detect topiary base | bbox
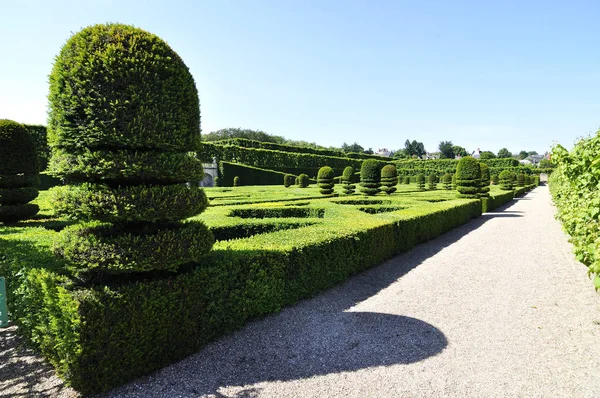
[0,203,39,223]
[0,186,39,205]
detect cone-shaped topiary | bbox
[380,164,398,194]
[48,24,213,277]
[360,160,380,195]
[499,170,514,191]
[427,174,437,190]
[298,173,309,188]
[479,162,490,197]
[284,174,294,188]
[416,173,425,191]
[455,156,481,198]
[342,166,355,194]
[442,173,452,190]
[0,119,40,223]
[317,166,335,195]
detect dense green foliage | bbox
[23,124,51,171]
[214,176,221,187]
[427,174,437,190]
[359,160,380,195]
[379,164,398,194]
[297,174,309,188]
[455,157,481,198]
[284,173,295,187]
[317,166,335,195]
[491,174,499,185]
[516,173,525,187]
[550,134,600,290]
[342,166,356,194]
[416,173,425,191]
[481,190,514,213]
[402,176,410,184]
[479,163,490,197]
[219,161,292,187]
[499,170,514,191]
[0,119,40,222]
[233,176,241,187]
[442,173,452,190]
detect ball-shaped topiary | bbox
[0,120,40,223]
[297,173,309,188]
[442,173,452,190]
[499,170,514,191]
[47,24,212,276]
[360,160,380,196]
[516,173,525,187]
[479,162,490,197]
[317,166,335,195]
[284,174,294,188]
[416,173,426,191]
[455,156,481,198]
[380,164,398,194]
[342,166,355,195]
[427,174,437,190]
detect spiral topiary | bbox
[284,174,294,188]
[455,156,481,198]
[359,160,380,196]
[427,174,437,190]
[342,166,355,195]
[379,164,398,194]
[479,162,490,197]
[0,120,40,223]
[516,173,525,187]
[499,170,514,191]
[48,23,213,277]
[416,173,425,191]
[442,173,452,190]
[317,166,335,195]
[298,173,309,188]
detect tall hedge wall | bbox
[219,161,293,186]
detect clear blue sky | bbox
[2,0,599,155]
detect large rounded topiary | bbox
[442,173,452,190]
[416,173,425,191]
[317,166,335,195]
[0,120,40,222]
[360,160,380,196]
[342,166,355,195]
[48,24,213,277]
[455,156,481,198]
[297,173,309,188]
[479,162,490,197]
[380,164,398,194]
[284,174,294,188]
[499,170,514,191]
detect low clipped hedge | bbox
[514,186,527,197]
[481,190,514,213]
[51,183,209,223]
[220,161,292,187]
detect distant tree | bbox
[497,148,512,158]
[364,147,374,155]
[204,127,284,143]
[518,150,529,160]
[342,142,365,153]
[404,139,426,158]
[528,151,538,156]
[392,149,409,159]
[438,141,455,159]
[452,145,469,157]
[539,159,554,168]
[479,151,496,159]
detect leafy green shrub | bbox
[516,173,525,187]
[402,176,410,184]
[442,173,452,190]
[23,124,50,172]
[491,174,499,185]
[0,119,40,222]
[416,173,425,191]
[499,170,514,191]
[427,174,437,190]
[342,166,356,194]
[233,176,241,186]
[479,162,490,198]
[359,159,380,196]
[47,23,213,275]
[455,156,481,198]
[317,166,335,195]
[284,173,295,187]
[297,173,309,188]
[379,164,398,194]
[214,176,221,187]
[220,162,292,186]
[451,173,457,189]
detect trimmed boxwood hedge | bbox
[380,164,398,194]
[499,170,514,191]
[416,173,425,191]
[360,160,380,196]
[342,166,356,194]
[0,187,39,205]
[284,174,294,187]
[297,174,309,188]
[442,173,452,190]
[479,163,490,198]
[220,161,293,187]
[427,174,437,190]
[516,173,525,187]
[481,190,514,213]
[317,166,335,195]
[456,157,481,198]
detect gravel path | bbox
[2,186,599,397]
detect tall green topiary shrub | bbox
[233,176,241,186]
[380,164,398,194]
[455,156,481,198]
[442,173,452,190]
[451,173,457,190]
[0,119,40,223]
[298,173,309,188]
[427,174,437,190]
[317,166,335,195]
[491,174,499,185]
[342,166,355,194]
[48,23,213,277]
[403,176,410,184]
[516,173,525,187]
[416,173,425,191]
[284,173,294,188]
[479,162,490,198]
[359,159,380,195]
[499,170,514,191]
[214,176,220,187]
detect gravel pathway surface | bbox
[2,186,599,397]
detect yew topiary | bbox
[284,174,294,188]
[499,170,514,191]
[416,173,425,191]
[380,164,398,194]
[491,174,499,185]
[479,162,490,197]
[442,173,452,190]
[427,174,437,190]
[456,156,481,198]
[48,24,213,276]
[342,166,355,194]
[360,160,380,195]
[0,119,40,222]
[298,173,309,188]
[403,176,410,184]
[516,173,525,187]
[233,176,241,187]
[317,166,335,195]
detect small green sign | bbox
[0,277,8,328]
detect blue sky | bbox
[1,0,599,155]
